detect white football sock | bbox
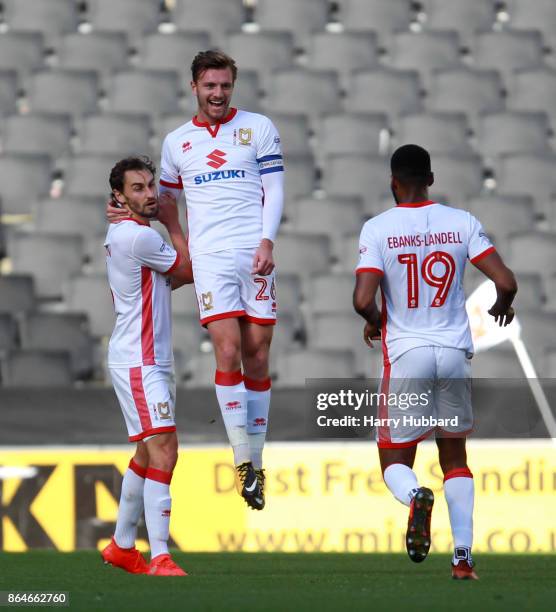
[383,463,420,507]
[144,468,172,560]
[245,377,271,470]
[443,468,474,560]
[215,370,250,465]
[114,459,145,549]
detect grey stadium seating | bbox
[0,313,18,353]
[0,154,52,214]
[510,273,545,311]
[33,197,107,240]
[507,230,556,279]
[509,0,556,49]
[273,232,332,279]
[76,113,152,158]
[0,275,36,316]
[60,154,122,200]
[86,0,161,41]
[394,112,472,155]
[0,71,19,117]
[227,70,262,114]
[423,0,498,46]
[508,68,556,128]
[63,274,115,338]
[516,310,556,376]
[427,154,484,206]
[281,154,316,204]
[106,70,181,116]
[274,274,303,329]
[26,70,99,116]
[470,345,523,378]
[306,273,355,315]
[267,114,312,157]
[318,112,387,156]
[275,349,356,387]
[1,113,72,158]
[1,349,73,387]
[0,32,46,76]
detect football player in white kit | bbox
[157,50,284,511]
[353,145,517,580]
[102,157,193,576]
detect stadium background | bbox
[0,0,555,555]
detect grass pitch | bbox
[0,552,554,612]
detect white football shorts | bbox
[192,247,277,327]
[110,364,177,442]
[376,346,472,448]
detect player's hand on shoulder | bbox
[488,305,515,327]
[363,321,381,348]
[106,198,127,223]
[252,238,275,276]
[157,192,179,228]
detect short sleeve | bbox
[468,214,495,264]
[159,134,183,190]
[355,223,384,276]
[132,228,179,274]
[256,117,284,176]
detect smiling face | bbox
[112,169,158,220]
[191,67,234,125]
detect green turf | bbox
[0,552,554,612]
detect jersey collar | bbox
[396,200,436,208]
[192,107,238,138]
[121,216,150,226]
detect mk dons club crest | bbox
[201,291,214,312]
[238,128,252,145]
[156,402,171,420]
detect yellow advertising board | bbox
[0,441,555,553]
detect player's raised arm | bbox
[472,250,517,326]
[159,134,184,202]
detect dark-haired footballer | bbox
[353,144,517,579]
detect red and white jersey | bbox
[105,219,180,368]
[159,108,283,258]
[356,201,495,366]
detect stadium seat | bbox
[227,32,295,91]
[511,273,545,310]
[20,312,94,378]
[254,0,329,49]
[61,154,122,199]
[307,273,355,315]
[172,313,204,367]
[477,112,550,159]
[171,285,201,318]
[274,273,303,329]
[319,113,387,156]
[497,153,556,219]
[63,274,115,337]
[26,69,99,116]
[0,275,36,315]
[184,350,217,387]
[274,232,332,278]
[337,231,361,272]
[0,32,45,75]
[0,313,18,353]
[33,197,106,239]
[509,0,556,49]
[1,349,73,387]
[3,0,79,46]
[281,154,316,204]
[172,0,245,48]
[77,113,152,157]
[428,154,484,206]
[472,30,544,90]
[545,346,556,378]
[267,313,297,356]
[57,32,130,78]
[423,0,497,46]
[264,69,341,118]
[228,70,262,114]
[516,310,556,374]
[507,230,556,279]
[274,349,356,387]
[1,113,72,158]
[138,31,211,83]
[86,0,161,40]
[508,68,556,128]
[323,154,391,215]
[470,345,523,378]
[0,154,52,214]
[9,231,84,299]
[269,114,312,157]
[308,312,384,378]
[426,68,504,129]
[346,68,422,119]
[106,70,181,116]
[394,112,471,154]
[338,0,413,50]
[544,275,556,311]
[387,31,462,89]
[307,32,379,90]
[0,71,18,117]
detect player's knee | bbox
[214,340,241,369]
[243,345,269,377]
[148,435,178,472]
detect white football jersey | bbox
[356,201,495,366]
[159,108,283,258]
[105,219,179,368]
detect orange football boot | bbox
[147,554,188,576]
[101,537,148,574]
[452,560,479,580]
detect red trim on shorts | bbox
[129,458,147,479]
[159,177,183,189]
[397,200,436,208]
[444,467,474,482]
[192,107,237,138]
[377,362,392,445]
[470,246,496,264]
[244,376,271,391]
[356,267,384,276]
[164,253,180,276]
[128,425,176,442]
[146,466,173,485]
[140,268,155,366]
[243,314,276,326]
[129,367,153,432]
[200,309,246,327]
[215,369,243,386]
[377,429,434,449]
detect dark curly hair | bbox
[191,49,237,83]
[109,156,156,194]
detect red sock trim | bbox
[444,467,473,482]
[129,458,147,479]
[146,467,173,485]
[215,369,243,386]
[244,376,271,391]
